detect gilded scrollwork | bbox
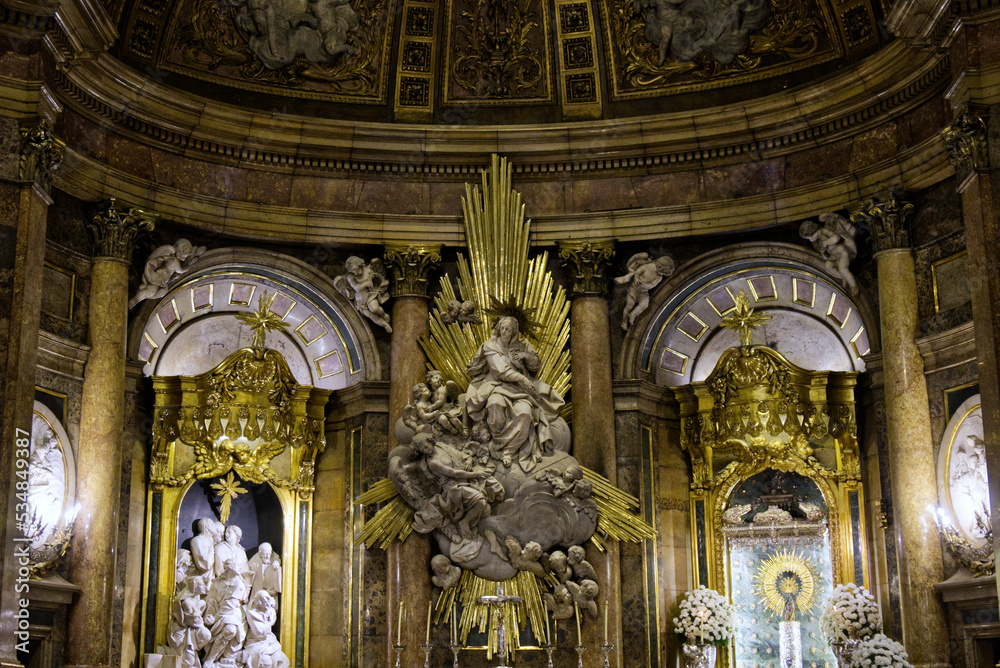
[150,292,330,495]
[450,0,546,99]
[19,120,64,193]
[604,0,831,94]
[558,240,615,297]
[851,190,914,254]
[88,198,156,262]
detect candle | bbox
[426,601,432,645]
[397,601,403,645]
[604,602,609,644]
[575,603,582,645]
[545,611,551,646]
[554,619,558,649]
[452,602,457,646]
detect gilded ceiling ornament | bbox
[754,549,817,620]
[453,0,544,97]
[18,120,64,194]
[719,290,771,347]
[942,109,989,183]
[850,190,914,254]
[87,197,157,262]
[211,471,248,523]
[383,244,442,297]
[558,240,615,297]
[609,0,827,90]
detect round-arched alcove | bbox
[622,243,878,384]
[128,248,382,387]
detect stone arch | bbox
[127,248,381,388]
[620,242,880,384]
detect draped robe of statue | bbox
[465,317,568,472]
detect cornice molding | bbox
[52,132,952,245]
[44,42,950,178]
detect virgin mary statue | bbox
[464,316,570,472]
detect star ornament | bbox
[211,471,248,524]
[720,290,772,347]
[235,290,290,349]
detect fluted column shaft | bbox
[67,200,153,668]
[384,245,440,666]
[860,193,949,667]
[559,241,622,667]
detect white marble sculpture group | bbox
[165,519,286,668]
[389,315,602,613]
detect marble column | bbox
[852,195,949,668]
[0,117,62,668]
[66,200,154,668]
[943,108,1000,595]
[558,241,622,667]
[383,244,441,666]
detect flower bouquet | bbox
[673,586,735,668]
[819,583,883,666]
[852,634,913,668]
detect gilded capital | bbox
[19,120,64,193]
[942,110,989,185]
[383,244,442,296]
[851,191,914,254]
[88,198,156,261]
[558,240,615,297]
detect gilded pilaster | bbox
[851,196,949,667]
[382,244,441,667]
[0,115,61,668]
[67,200,155,668]
[558,239,622,667]
[944,107,1000,595]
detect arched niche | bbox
[28,402,77,545]
[176,478,284,562]
[621,243,879,383]
[128,249,381,387]
[937,395,988,546]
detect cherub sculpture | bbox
[334,256,392,333]
[504,536,548,579]
[543,584,575,620]
[546,550,573,583]
[799,213,859,295]
[566,579,599,619]
[615,252,676,331]
[536,466,583,498]
[567,546,598,582]
[441,299,483,325]
[431,554,462,589]
[129,239,206,309]
[402,383,441,433]
[426,370,465,436]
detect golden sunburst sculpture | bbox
[754,548,817,620]
[235,290,291,349]
[720,290,772,347]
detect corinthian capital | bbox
[558,240,615,297]
[942,110,989,185]
[19,120,64,193]
[88,198,156,261]
[851,191,914,254]
[383,244,442,297]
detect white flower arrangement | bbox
[673,586,736,646]
[852,633,913,668]
[819,583,883,643]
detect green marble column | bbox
[66,200,154,668]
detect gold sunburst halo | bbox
[234,290,291,349]
[720,290,772,347]
[211,471,248,524]
[753,548,817,617]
